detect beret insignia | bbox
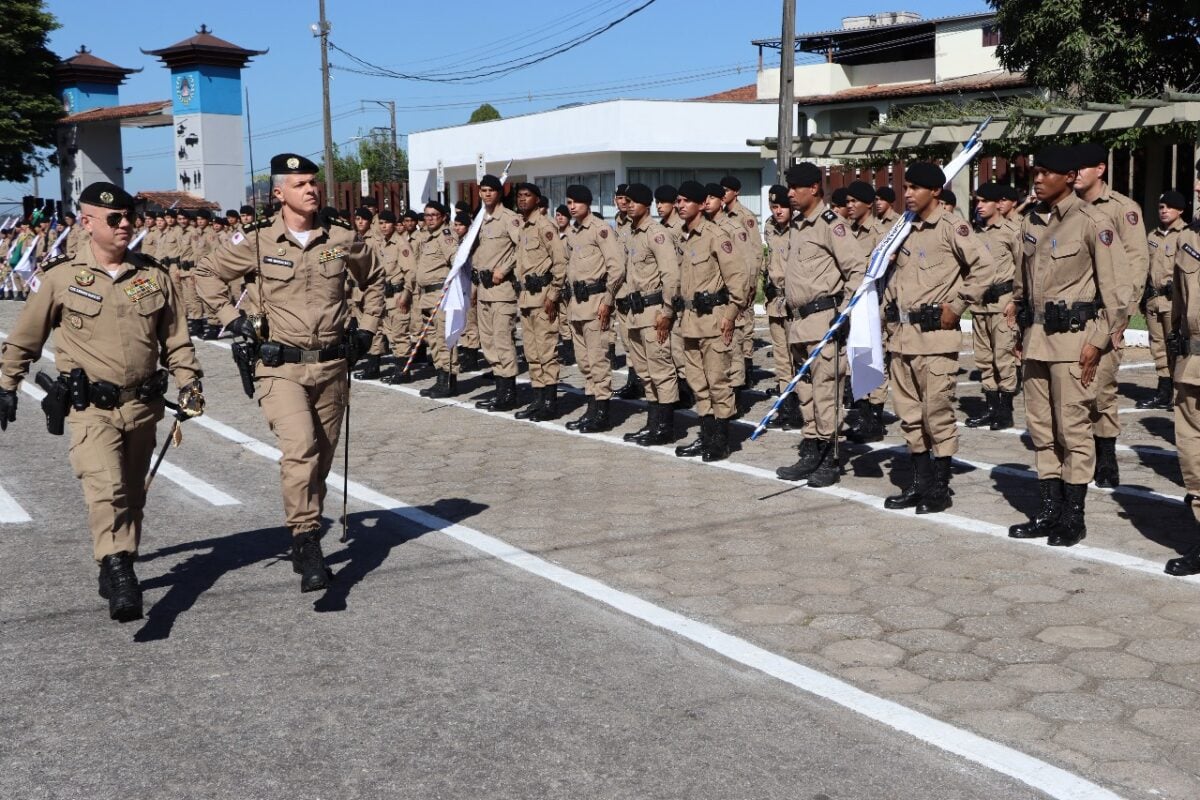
[833,223,846,238]
[721,241,733,254]
[1126,210,1139,225]
[286,157,300,169]
[402,249,410,257]
[512,218,520,227]
[957,224,970,237]
[1099,229,1114,246]
[100,191,114,204]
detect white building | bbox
[407,99,778,221]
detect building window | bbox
[982,24,1001,48]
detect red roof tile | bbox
[795,71,1029,106]
[60,100,171,124]
[693,83,759,102]
[135,191,221,211]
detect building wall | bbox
[57,120,124,212]
[934,20,1001,82]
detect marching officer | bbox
[399,202,460,397]
[471,174,523,412]
[774,163,866,486]
[1006,145,1122,547]
[762,184,801,430]
[512,182,567,421]
[1138,190,1188,409]
[672,180,750,461]
[0,182,204,621]
[882,162,993,513]
[195,154,382,593]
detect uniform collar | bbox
[632,214,653,234]
[913,206,943,230]
[850,213,876,232]
[1049,192,1082,221]
[80,240,137,281]
[682,216,710,238]
[1162,218,1188,234]
[796,203,825,227]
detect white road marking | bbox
[188,407,1122,800]
[0,481,32,523]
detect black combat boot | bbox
[1009,478,1064,539]
[98,552,143,622]
[675,416,710,458]
[884,451,931,509]
[1166,540,1200,576]
[782,392,804,430]
[1048,483,1088,547]
[636,403,676,446]
[990,391,1015,430]
[1137,376,1173,409]
[187,319,203,337]
[566,398,596,430]
[843,377,854,410]
[743,357,756,388]
[384,364,414,384]
[202,323,221,340]
[353,354,382,380]
[845,399,885,443]
[458,346,479,372]
[531,386,560,421]
[623,407,653,442]
[514,384,547,419]
[475,376,501,409]
[806,439,841,487]
[777,438,822,481]
[578,399,612,433]
[558,340,575,366]
[916,456,953,514]
[615,367,644,400]
[966,390,998,428]
[419,370,443,397]
[1093,436,1120,488]
[291,530,331,593]
[425,370,458,399]
[702,416,731,462]
[489,376,519,412]
[676,380,695,409]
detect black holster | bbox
[35,370,67,436]
[232,341,259,397]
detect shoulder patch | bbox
[545,230,553,242]
[821,209,838,224]
[738,231,748,241]
[599,227,609,239]
[832,223,846,238]
[40,253,71,272]
[654,233,665,245]
[721,240,733,254]
[745,217,756,229]
[1099,229,1114,246]
[512,218,520,227]
[957,224,970,237]
[1125,210,1140,226]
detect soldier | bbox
[239,204,255,230]
[965,182,1022,430]
[191,209,227,340]
[830,187,850,219]
[0,182,204,621]
[554,204,570,235]
[940,189,961,218]
[617,183,680,445]
[874,186,898,226]
[774,163,865,486]
[553,203,575,366]
[225,209,240,231]
[512,182,567,421]
[612,184,643,401]
[61,211,87,257]
[1137,190,1188,409]
[398,201,460,398]
[722,176,763,394]
[178,211,205,335]
[562,184,625,433]
[672,180,750,461]
[195,153,382,593]
[354,209,403,380]
[997,185,1021,221]
[1075,141,1149,488]
[155,208,186,331]
[395,209,429,376]
[761,184,801,430]
[656,184,682,241]
[142,211,162,257]
[704,183,756,398]
[469,175,522,411]
[881,162,993,513]
[842,180,891,443]
[1005,145,1122,547]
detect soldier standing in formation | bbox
[398,201,460,398]
[355,209,404,381]
[512,182,567,422]
[842,180,890,443]
[762,184,801,430]
[471,174,523,412]
[1137,190,1188,409]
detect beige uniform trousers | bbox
[257,369,347,535]
[768,315,792,393]
[671,327,689,384]
[417,302,458,373]
[626,325,679,404]
[1146,307,1174,378]
[369,298,409,358]
[617,312,645,380]
[1023,359,1097,483]
[1089,344,1122,438]
[727,308,755,385]
[891,352,959,457]
[461,299,480,350]
[177,268,202,320]
[790,340,844,440]
[68,401,163,561]
[478,300,518,378]
[571,317,612,400]
[1175,384,1200,523]
[520,306,560,387]
[684,336,734,419]
[973,311,1018,392]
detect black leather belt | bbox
[520,272,554,293]
[420,282,443,293]
[278,343,349,364]
[786,293,841,321]
[615,290,665,314]
[384,282,404,297]
[564,278,607,303]
[1031,301,1099,333]
[1154,282,1174,298]
[981,279,1014,304]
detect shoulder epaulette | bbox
[821,209,838,224]
[243,217,273,233]
[132,251,166,271]
[326,215,351,230]
[442,227,453,237]
[40,253,71,272]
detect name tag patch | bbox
[68,285,102,302]
[123,276,162,302]
[263,256,294,268]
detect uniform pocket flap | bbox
[63,290,102,316]
[133,293,166,316]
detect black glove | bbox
[350,329,374,363]
[0,389,16,431]
[228,313,259,342]
[833,314,850,345]
[1167,332,1182,361]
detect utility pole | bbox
[777,0,796,184]
[316,0,335,206]
[365,99,398,178]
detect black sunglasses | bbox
[89,210,136,227]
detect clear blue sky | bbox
[2,0,989,212]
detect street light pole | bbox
[777,0,796,183]
[317,0,335,206]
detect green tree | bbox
[0,0,62,182]
[317,136,408,187]
[989,1,1200,103]
[468,103,501,124]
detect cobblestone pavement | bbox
[3,298,1198,799]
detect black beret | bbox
[269,152,319,174]
[538,196,550,209]
[378,210,397,223]
[625,182,653,206]
[425,200,449,215]
[904,162,946,190]
[404,209,422,222]
[63,210,77,220]
[566,184,592,204]
[940,189,957,206]
[455,201,471,212]
[479,174,503,192]
[196,208,212,221]
[454,211,471,226]
[719,175,741,192]
[555,204,569,217]
[768,184,789,206]
[514,181,541,197]
[1035,145,1080,174]
[615,183,629,196]
[162,208,178,218]
[654,184,678,203]
[677,180,707,203]
[360,195,376,206]
[1075,142,1108,167]
[79,182,134,210]
[875,186,896,202]
[225,209,239,218]
[785,162,822,187]
[181,210,197,220]
[1000,185,1022,202]
[211,216,225,225]
[239,205,255,215]
[704,182,726,199]
[1161,190,1187,211]
[354,207,373,221]
[975,182,1003,202]
[830,187,849,206]
[845,180,876,204]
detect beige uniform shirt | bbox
[156,225,183,265]
[1012,193,1124,362]
[374,233,405,285]
[886,208,993,355]
[849,214,882,255]
[565,213,625,323]
[1172,229,1200,385]
[407,224,459,307]
[785,205,866,343]
[623,216,680,328]
[64,225,89,257]
[472,205,521,303]
[140,228,159,258]
[764,222,790,318]
[516,212,567,308]
[660,214,684,245]
[394,230,418,291]
[676,217,749,339]
[1087,185,1149,318]
[0,247,200,392]
[194,215,383,377]
[971,217,1021,314]
[1147,219,1187,314]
